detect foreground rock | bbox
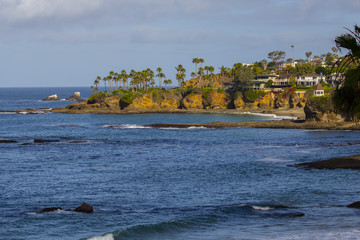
[297,155,360,169]
[37,203,93,214]
[42,94,60,101]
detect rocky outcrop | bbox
[181,94,203,109]
[42,94,60,101]
[74,202,93,213]
[37,203,93,214]
[205,91,230,109]
[52,89,308,114]
[304,96,344,122]
[66,92,82,101]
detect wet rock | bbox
[37,207,62,213]
[296,155,360,169]
[34,139,60,143]
[0,140,17,143]
[42,94,60,101]
[74,202,93,213]
[347,201,360,208]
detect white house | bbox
[314,83,324,96]
[296,73,322,86]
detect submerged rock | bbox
[74,202,93,213]
[34,139,60,143]
[0,140,17,143]
[37,203,93,214]
[296,155,360,169]
[42,94,60,101]
[347,201,360,208]
[37,207,62,213]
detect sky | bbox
[0,0,359,87]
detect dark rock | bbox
[347,201,360,208]
[37,207,62,213]
[42,94,60,101]
[0,140,17,143]
[74,202,93,213]
[296,155,360,169]
[34,139,60,143]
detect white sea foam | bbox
[252,205,273,211]
[87,233,114,240]
[103,124,151,129]
[0,112,16,114]
[257,157,293,163]
[235,111,297,120]
[187,126,208,129]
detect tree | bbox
[94,76,101,93]
[192,58,199,75]
[305,52,312,62]
[295,62,316,75]
[291,45,295,59]
[175,64,186,87]
[268,51,286,67]
[332,25,360,120]
[156,67,165,89]
[121,70,129,89]
[229,64,254,91]
[197,67,204,87]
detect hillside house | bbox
[250,74,277,90]
[297,73,322,86]
[314,83,324,96]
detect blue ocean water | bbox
[1,87,360,240]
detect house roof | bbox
[314,82,324,91]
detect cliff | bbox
[52,88,306,115]
[304,95,345,122]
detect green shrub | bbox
[87,92,109,104]
[244,89,258,102]
[309,95,334,113]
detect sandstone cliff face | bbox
[181,94,203,109]
[304,96,344,122]
[127,94,161,110]
[56,89,307,114]
[206,91,229,109]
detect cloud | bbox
[0,0,103,22]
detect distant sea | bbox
[1,87,360,240]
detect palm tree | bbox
[332,25,360,120]
[192,58,199,74]
[199,58,204,68]
[208,66,215,86]
[291,45,295,59]
[156,67,165,89]
[198,67,204,88]
[305,52,312,62]
[175,64,186,87]
[102,77,107,92]
[94,76,101,93]
[121,70,129,89]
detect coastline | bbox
[50,106,305,118]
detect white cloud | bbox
[0,0,103,22]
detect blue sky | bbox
[0,0,359,87]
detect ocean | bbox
[1,87,360,240]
